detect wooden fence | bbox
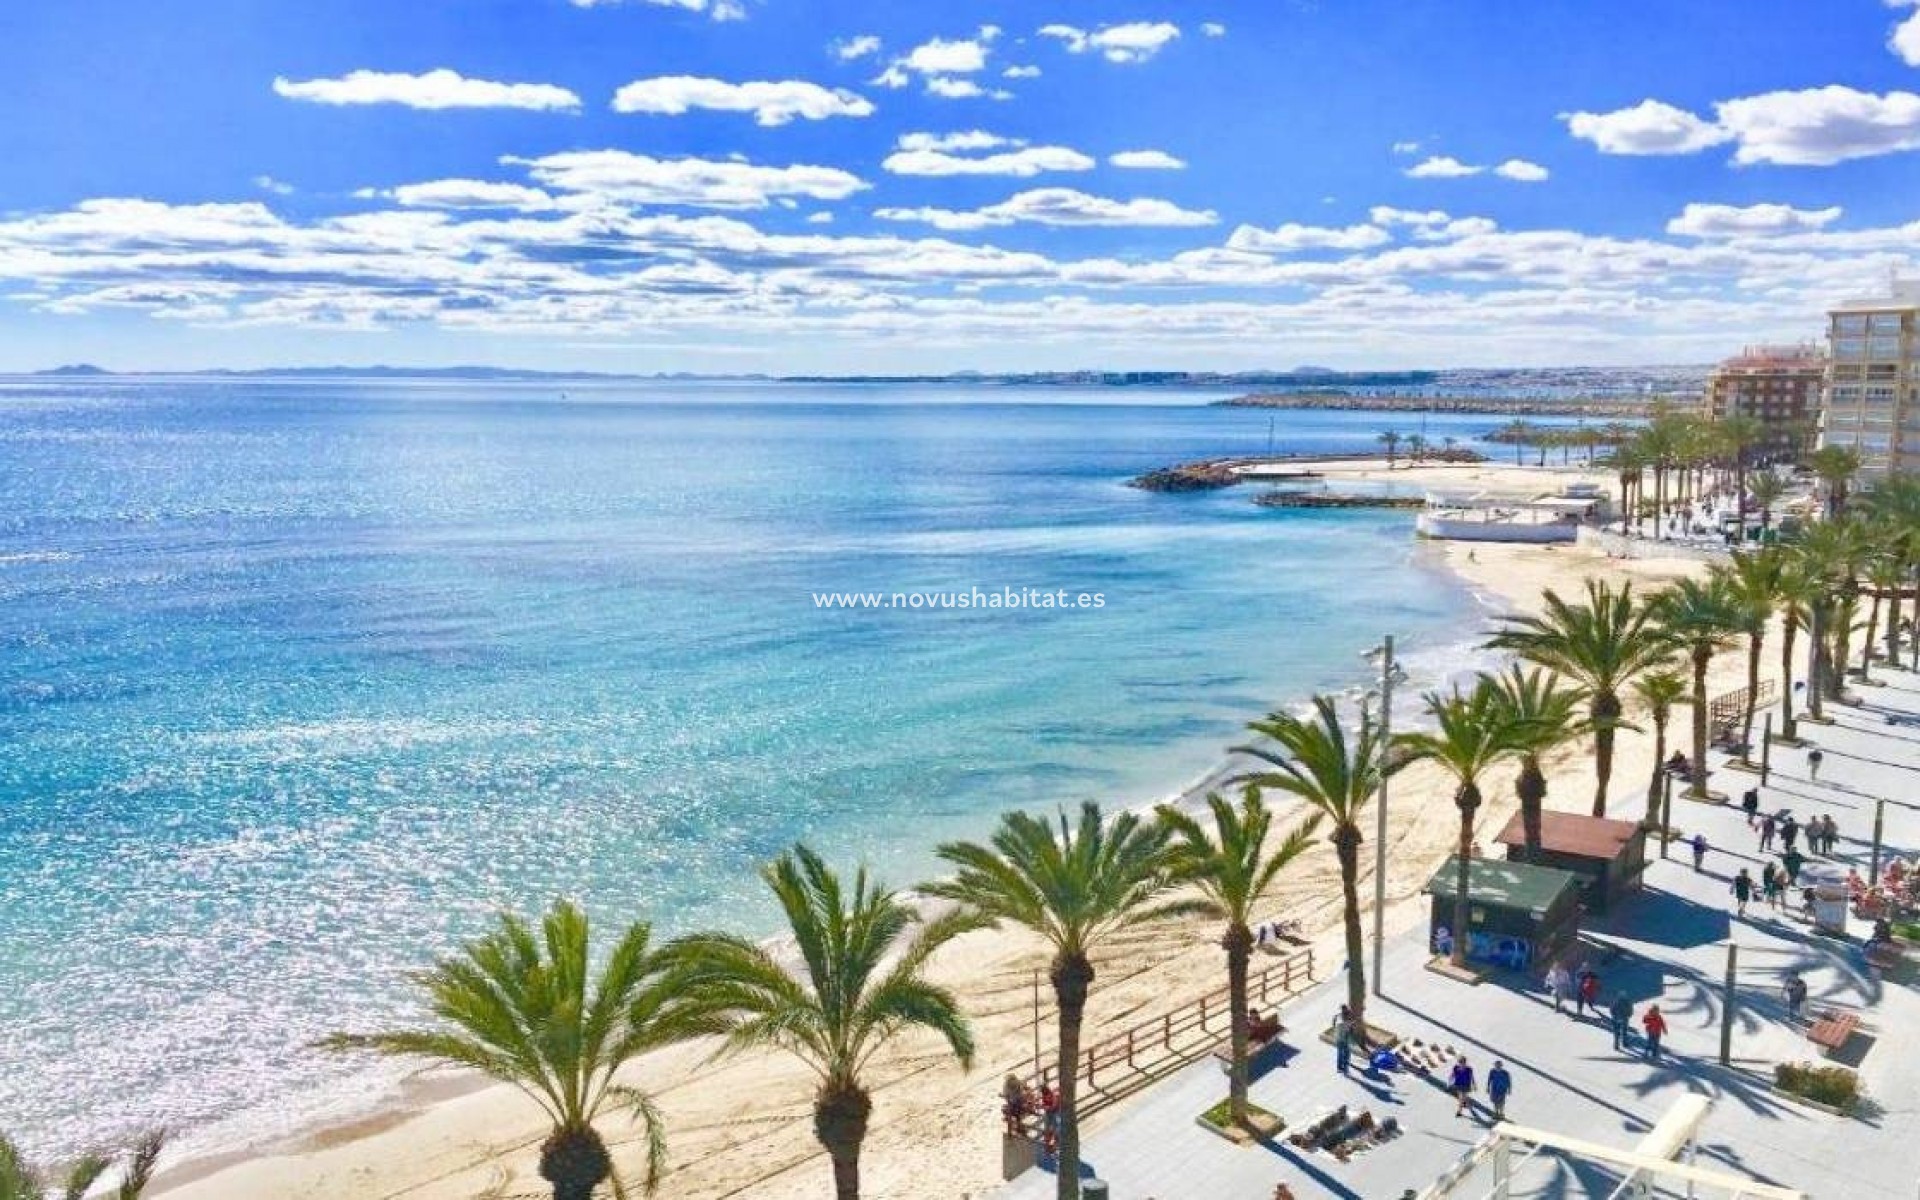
[1021,946,1315,1123]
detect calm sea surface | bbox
[0,380,1551,1158]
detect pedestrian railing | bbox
[1022,946,1315,1123]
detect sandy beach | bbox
[154,463,1739,1200]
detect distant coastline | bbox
[1215,392,1666,417]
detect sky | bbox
[2,0,1920,373]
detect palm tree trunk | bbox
[1644,715,1668,827]
[1335,827,1366,1027]
[1591,691,1620,817]
[1689,648,1710,801]
[1450,784,1480,968]
[1051,953,1095,1200]
[1224,924,1252,1123]
[1807,606,1827,720]
[539,1124,612,1200]
[1517,757,1546,863]
[814,1083,872,1200]
[1781,618,1799,738]
[1886,585,1903,665]
[1833,597,1855,693]
[1740,633,1762,763]
[1861,594,1881,678]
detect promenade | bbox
[998,662,1920,1200]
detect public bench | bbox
[1807,1010,1860,1055]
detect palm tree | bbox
[1806,445,1862,520]
[1652,577,1745,802]
[1748,470,1788,538]
[1631,671,1689,828]
[1486,580,1674,817]
[1774,556,1818,740]
[1717,549,1784,762]
[1717,415,1767,540]
[925,803,1183,1200]
[1396,677,1523,968]
[1857,474,1920,661]
[324,900,710,1200]
[0,1131,164,1200]
[1486,665,1589,863]
[1794,519,1869,710]
[1377,430,1402,469]
[668,847,978,1200]
[1156,789,1318,1125]
[1233,695,1385,1031]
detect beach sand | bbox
[156,479,1748,1200]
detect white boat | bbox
[1416,491,1601,543]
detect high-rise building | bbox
[1705,344,1822,464]
[1823,282,1920,477]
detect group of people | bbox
[1444,1055,1514,1120]
[1542,958,1670,1059]
[1731,860,1813,919]
[999,1074,1060,1149]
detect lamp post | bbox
[1365,637,1407,998]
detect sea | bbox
[0,379,1568,1163]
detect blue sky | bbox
[2,0,1919,372]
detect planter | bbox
[1195,1099,1285,1144]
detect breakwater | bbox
[1216,393,1665,418]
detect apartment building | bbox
[1705,344,1822,464]
[1823,283,1920,477]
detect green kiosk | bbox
[1425,856,1583,972]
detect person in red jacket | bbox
[1641,1004,1669,1060]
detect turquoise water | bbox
[0,381,1526,1158]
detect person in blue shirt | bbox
[1449,1056,1475,1117]
[1487,1060,1512,1119]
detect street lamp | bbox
[1363,637,1408,997]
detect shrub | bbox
[1774,1061,1860,1113]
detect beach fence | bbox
[1022,946,1315,1123]
[1709,680,1775,752]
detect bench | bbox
[1806,1011,1859,1055]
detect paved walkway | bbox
[998,661,1920,1200]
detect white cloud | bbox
[1715,85,1920,166]
[877,187,1217,229]
[1201,22,1227,37]
[1391,141,1421,155]
[506,150,868,207]
[884,142,1095,177]
[569,0,746,21]
[1563,98,1731,155]
[253,176,295,196]
[1003,64,1042,79]
[925,77,989,99]
[1891,1,1920,65]
[1367,207,1498,241]
[832,35,881,62]
[805,211,835,224]
[381,179,561,212]
[1666,202,1844,238]
[1038,22,1181,64]
[272,69,581,112]
[870,65,910,90]
[1405,155,1483,178]
[1493,158,1550,182]
[902,37,989,74]
[1109,149,1187,169]
[1226,222,1392,253]
[610,77,874,125]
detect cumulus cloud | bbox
[901,36,989,74]
[1891,1,1920,65]
[272,69,581,111]
[831,35,881,62]
[1226,222,1392,253]
[1666,202,1844,237]
[876,188,1217,229]
[1367,207,1498,241]
[897,131,1018,152]
[1562,98,1731,155]
[505,150,868,207]
[1038,22,1181,64]
[1715,85,1920,165]
[1493,158,1550,182]
[1003,64,1042,79]
[610,77,874,125]
[570,0,746,20]
[926,77,1010,100]
[378,179,561,212]
[1405,155,1483,178]
[1109,149,1187,169]
[805,211,835,224]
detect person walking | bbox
[1691,832,1709,874]
[1782,846,1806,886]
[1780,816,1799,855]
[1487,1060,1513,1121]
[1577,967,1601,1017]
[1332,1009,1352,1075]
[1449,1056,1476,1117]
[1759,812,1776,853]
[1741,787,1760,827]
[1807,748,1825,782]
[1823,815,1840,855]
[1545,961,1572,1014]
[1641,1004,1669,1061]
[1763,861,1785,912]
[1608,992,1633,1051]
[1732,868,1754,918]
[1783,970,1808,1020]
